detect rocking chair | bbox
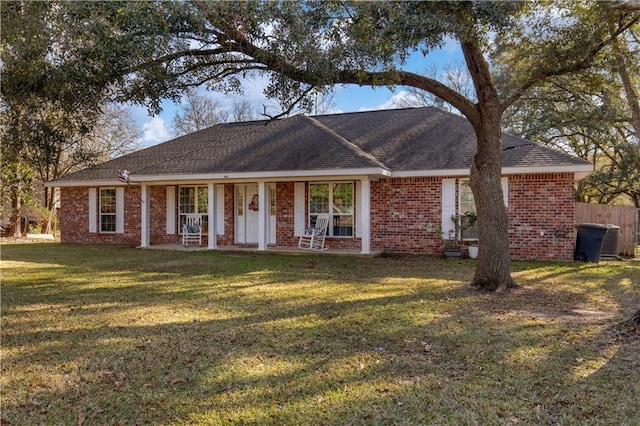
[182,214,202,246]
[298,213,329,251]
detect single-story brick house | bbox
[47,107,592,260]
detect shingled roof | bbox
[51,106,591,185]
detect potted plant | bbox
[462,211,479,259]
[443,211,477,259]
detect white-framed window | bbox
[179,186,208,234]
[459,179,478,240]
[450,177,508,241]
[309,182,354,237]
[99,188,117,233]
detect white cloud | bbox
[377,91,418,109]
[140,116,170,146]
[356,90,419,112]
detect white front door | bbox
[236,184,258,243]
[235,183,276,244]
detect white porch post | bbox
[360,177,371,254]
[140,184,150,248]
[208,183,217,249]
[257,181,268,250]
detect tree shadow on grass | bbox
[2,244,639,424]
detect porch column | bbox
[360,177,371,254]
[207,183,217,249]
[140,184,150,248]
[257,181,268,250]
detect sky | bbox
[131,40,464,147]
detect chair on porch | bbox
[182,214,202,246]
[298,213,330,251]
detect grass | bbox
[1,243,639,425]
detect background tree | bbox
[1,2,141,235]
[502,25,640,207]
[231,99,258,122]
[391,62,475,112]
[172,91,230,136]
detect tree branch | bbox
[503,14,640,110]
[260,85,316,122]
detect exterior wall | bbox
[58,173,576,260]
[370,177,443,253]
[149,186,181,245]
[507,173,576,260]
[60,186,141,245]
[275,182,296,247]
[369,174,576,260]
[217,183,236,246]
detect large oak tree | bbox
[4,1,638,290]
[120,1,639,290]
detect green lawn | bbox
[2,243,639,425]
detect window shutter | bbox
[88,188,97,233]
[294,182,305,236]
[355,180,362,238]
[501,177,509,207]
[115,187,124,233]
[216,184,224,235]
[441,179,456,239]
[166,186,176,234]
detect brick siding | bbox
[59,174,576,260]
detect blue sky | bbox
[131,40,464,147]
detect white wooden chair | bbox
[298,213,330,251]
[182,214,202,246]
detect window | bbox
[179,186,208,233]
[459,180,478,240]
[458,179,478,240]
[99,188,116,232]
[309,182,354,237]
[270,185,276,216]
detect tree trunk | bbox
[469,110,515,291]
[11,183,23,238]
[460,37,516,292]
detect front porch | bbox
[139,179,374,255]
[140,243,382,257]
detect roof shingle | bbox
[53,106,590,183]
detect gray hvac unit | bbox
[600,224,621,260]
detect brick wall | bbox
[59,174,576,260]
[507,173,576,260]
[60,186,141,245]
[370,177,443,253]
[369,174,576,260]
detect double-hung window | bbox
[99,188,117,232]
[179,186,208,234]
[459,179,478,240]
[309,182,354,237]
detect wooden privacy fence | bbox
[575,202,638,257]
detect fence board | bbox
[575,203,638,257]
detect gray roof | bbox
[53,106,591,184]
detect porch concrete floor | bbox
[140,244,381,257]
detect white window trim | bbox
[99,187,117,233]
[294,182,306,236]
[455,177,509,241]
[88,188,97,233]
[458,179,478,241]
[166,186,176,234]
[178,185,209,235]
[216,184,224,235]
[308,181,355,238]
